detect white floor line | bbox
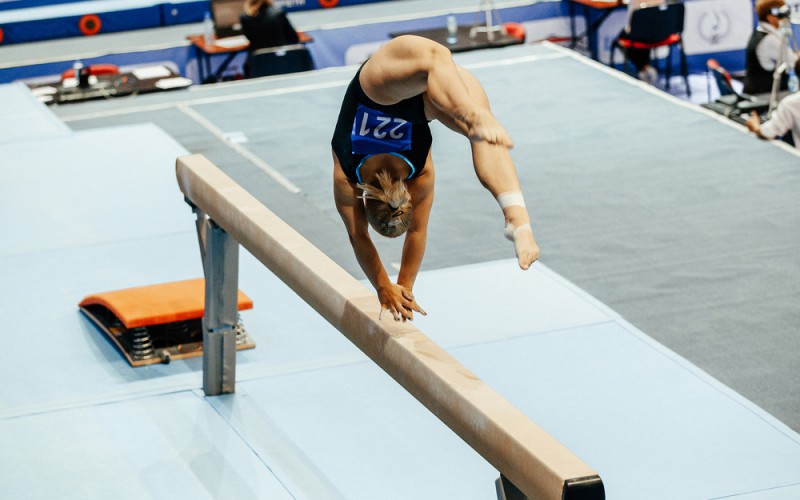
[462,51,568,70]
[59,49,568,123]
[305,0,541,31]
[545,41,800,158]
[178,104,302,194]
[58,78,352,122]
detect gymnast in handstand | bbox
[331,35,539,322]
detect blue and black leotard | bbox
[331,66,432,184]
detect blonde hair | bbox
[357,170,413,238]
[244,0,272,17]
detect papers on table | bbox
[214,35,248,49]
[132,65,172,80]
[155,77,193,90]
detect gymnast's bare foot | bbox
[509,226,539,270]
[503,207,539,269]
[465,108,514,148]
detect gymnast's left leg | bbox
[455,67,540,269]
[471,141,540,269]
[417,58,540,269]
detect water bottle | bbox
[73,60,90,87]
[446,14,458,45]
[72,61,83,79]
[789,68,799,93]
[202,12,214,46]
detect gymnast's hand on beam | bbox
[379,284,426,322]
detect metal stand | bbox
[470,0,505,41]
[768,18,797,116]
[496,473,607,499]
[190,200,240,396]
[495,475,527,500]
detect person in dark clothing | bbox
[331,36,539,322]
[240,0,299,76]
[743,0,799,95]
[618,0,665,85]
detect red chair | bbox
[706,58,734,97]
[61,63,119,80]
[610,2,690,96]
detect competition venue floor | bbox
[2,41,800,499]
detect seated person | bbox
[619,0,665,84]
[743,0,800,95]
[746,92,800,147]
[241,0,299,75]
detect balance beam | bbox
[176,153,604,500]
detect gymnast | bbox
[331,35,539,322]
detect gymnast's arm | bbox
[395,165,434,314]
[359,35,513,147]
[333,153,421,321]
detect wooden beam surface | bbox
[176,153,603,500]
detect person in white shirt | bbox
[743,0,800,94]
[745,92,800,147]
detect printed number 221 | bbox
[359,113,408,139]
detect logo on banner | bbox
[681,0,753,55]
[351,105,412,155]
[698,10,731,45]
[319,0,339,7]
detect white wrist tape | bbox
[496,192,526,209]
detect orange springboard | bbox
[79,278,253,329]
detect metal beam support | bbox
[495,474,527,500]
[177,154,605,499]
[191,203,240,395]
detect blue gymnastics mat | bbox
[0,83,799,499]
[0,82,71,144]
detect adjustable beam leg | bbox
[191,203,240,396]
[495,475,526,500]
[495,474,605,500]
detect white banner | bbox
[596,9,627,65]
[682,0,753,55]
